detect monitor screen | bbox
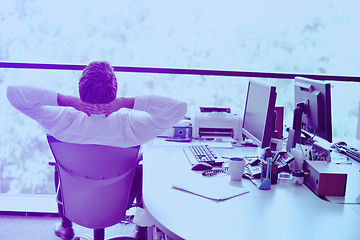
[242,80,277,148]
[294,77,332,142]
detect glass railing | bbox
[0,61,359,196]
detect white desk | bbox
[142,140,360,240]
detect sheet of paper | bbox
[153,137,194,146]
[206,141,233,148]
[172,182,249,201]
[153,137,233,148]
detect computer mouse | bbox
[336,141,348,146]
[191,163,212,171]
[331,141,347,148]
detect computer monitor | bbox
[357,102,360,141]
[242,80,277,148]
[286,77,332,150]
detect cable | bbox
[202,169,228,177]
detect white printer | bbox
[191,106,242,140]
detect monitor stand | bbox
[286,105,303,151]
[286,102,315,151]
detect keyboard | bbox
[183,145,223,166]
[331,142,360,163]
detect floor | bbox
[0,214,136,240]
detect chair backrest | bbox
[47,135,140,229]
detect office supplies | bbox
[331,141,360,163]
[194,137,215,141]
[242,80,277,148]
[332,157,352,165]
[277,172,293,186]
[249,158,261,166]
[183,145,223,166]
[172,184,249,201]
[270,163,279,184]
[205,141,233,148]
[243,171,259,186]
[311,143,331,162]
[165,136,192,142]
[258,158,271,190]
[272,151,280,163]
[303,160,347,196]
[246,164,262,179]
[287,77,332,151]
[276,152,294,168]
[191,106,241,140]
[292,170,305,185]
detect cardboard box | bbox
[303,160,347,196]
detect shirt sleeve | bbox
[120,95,188,146]
[7,85,59,111]
[6,85,72,132]
[133,95,187,126]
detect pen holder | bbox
[270,163,279,184]
[261,162,279,184]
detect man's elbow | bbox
[178,102,188,119]
[171,102,187,124]
[6,85,18,107]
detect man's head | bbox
[79,61,118,104]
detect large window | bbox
[0,0,359,195]
[1,0,359,75]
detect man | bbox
[7,61,187,239]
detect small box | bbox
[303,160,347,196]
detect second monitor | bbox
[286,77,332,151]
[242,80,277,148]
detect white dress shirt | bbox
[7,85,187,147]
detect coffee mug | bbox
[222,157,246,181]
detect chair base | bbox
[107,238,135,240]
[93,228,136,240]
[134,226,147,240]
[72,228,135,240]
[73,235,135,240]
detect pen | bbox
[272,152,280,163]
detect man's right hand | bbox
[91,97,135,117]
[57,94,135,117]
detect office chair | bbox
[47,135,140,240]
